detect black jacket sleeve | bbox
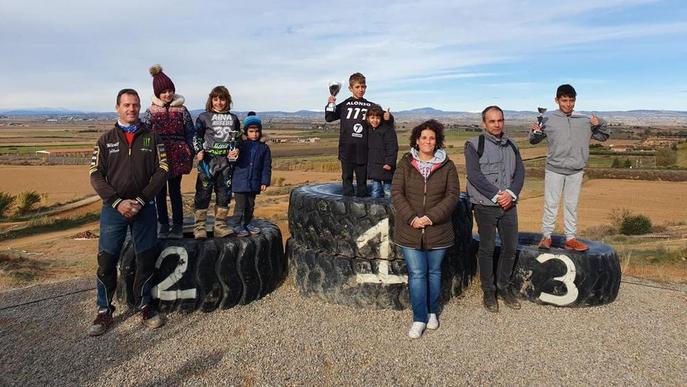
[384,124,399,168]
[324,101,341,122]
[510,148,525,198]
[89,138,120,208]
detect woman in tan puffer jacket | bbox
[391,119,459,339]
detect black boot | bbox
[483,291,498,313]
[498,288,521,310]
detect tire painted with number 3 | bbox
[481,232,621,307]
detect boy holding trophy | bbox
[530,84,610,252]
[325,72,391,197]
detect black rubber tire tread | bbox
[287,238,471,310]
[288,183,399,259]
[483,232,621,307]
[115,219,286,313]
[194,240,222,312]
[289,184,476,264]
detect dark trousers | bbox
[96,203,158,311]
[234,192,257,228]
[155,175,183,226]
[474,204,518,292]
[341,161,368,197]
[194,166,233,210]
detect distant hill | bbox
[2,108,686,126]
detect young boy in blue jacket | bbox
[232,112,272,237]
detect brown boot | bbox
[193,209,207,240]
[214,207,233,238]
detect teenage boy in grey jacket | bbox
[465,106,525,312]
[530,84,609,252]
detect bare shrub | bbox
[608,208,632,230]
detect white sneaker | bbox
[427,313,439,330]
[408,322,426,339]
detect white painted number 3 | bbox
[535,253,579,306]
[151,246,198,301]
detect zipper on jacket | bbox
[421,178,427,246]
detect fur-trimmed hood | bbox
[152,94,185,107]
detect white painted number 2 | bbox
[151,246,197,301]
[345,107,368,120]
[535,253,578,306]
[355,218,407,284]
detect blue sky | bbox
[1,0,685,112]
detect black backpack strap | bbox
[507,139,519,156]
[477,134,485,158]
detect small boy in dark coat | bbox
[232,112,272,237]
[366,105,398,198]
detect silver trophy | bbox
[326,81,342,112]
[535,107,547,133]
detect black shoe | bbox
[88,306,115,336]
[483,291,498,313]
[140,305,165,329]
[498,289,522,310]
[167,224,183,239]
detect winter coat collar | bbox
[410,147,447,164]
[152,94,185,107]
[484,131,512,146]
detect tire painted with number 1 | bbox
[287,183,477,309]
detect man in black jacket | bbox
[88,89,169,336]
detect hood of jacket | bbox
[152,94,185,107]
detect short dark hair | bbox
[367,105,384,119]
[481,105,504,122]
[409,119,445,150]
[349,72,366,86]
[206,85,232,112]
[116,88,139,105]
[556,84,577,99]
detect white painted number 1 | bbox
[151,246,198,301]
[355,218,407,284]
[535,253,578,306]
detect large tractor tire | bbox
[116,219,287,313]
[286,184,477,309]
[478,232,621,307]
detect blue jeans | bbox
[96,203,158,311]
[370,180,392,199]
[401,247,447,323]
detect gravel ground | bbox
[1,277,685,386]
